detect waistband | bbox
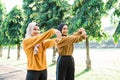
[59,55,72,57]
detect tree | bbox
[2,5,25,60]
[0,0,6,57]
[36,0,69,63]
[2,17,11,59]
[22,0,37,37]
[70,0,109,69]
[23,0,70,30]
[23,0,69,29]
[23,0,69,63]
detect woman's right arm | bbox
[23,29,56,49]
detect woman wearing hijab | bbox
[56,23,87,80]
[22,22,61,80]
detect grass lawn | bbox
[0,48,120,80]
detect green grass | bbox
[0,48,120,80]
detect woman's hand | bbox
[79,28,87,39]
[53,29,61,36]
[53,29,62,44]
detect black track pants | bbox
[26,69,47,80]
[56,56,75,80]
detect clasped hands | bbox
[54,28,87,41]
[78,28,87,39]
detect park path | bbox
[0,63,26,80]
[0,63,56,80]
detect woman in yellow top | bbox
[22,22,61,80]
[56,23,87,80]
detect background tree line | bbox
[0,0,120,69]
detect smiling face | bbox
[61,25,68,36]
[31,26,40,37]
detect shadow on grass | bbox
[75,68,90,78]
[48,63,56,67]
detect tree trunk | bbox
[86,37,91,69]
[0,45,2,57]
[17,44,20,60]
[7,46,10,59]
[52,46,57,63]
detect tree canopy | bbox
[0,0,6,46]
[1,0,120,46]
[23,0,69,33]
[2,6,25,46]
[69,0,107,42]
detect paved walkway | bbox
[0,63,56,80]
[0,64,26,80]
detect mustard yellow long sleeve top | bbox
[56,31,85,56]
[22,29,56,71]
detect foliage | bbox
[0,0,6,45]
[36,0,69,31]
[104,0,120,43]
[2,6,25,46]
[22,0,35,37]
[112,1,120,43]
[0,0,6,25]
[70,0,108,42]
[113,21,120,44]
[23,0,69,34]
[105,0,118,10]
